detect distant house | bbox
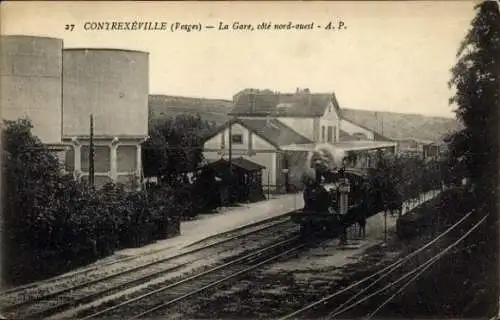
[203,88,397,192]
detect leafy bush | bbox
[1,119,181,285]
[142,114,215,184]
[367,154,444,205]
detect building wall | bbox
[203,150,276,188]
[340,119,375,140]
[203,123,279,189]
[277,117,315,141]
[203,123,276,152]
[319,100,341,143]
[64,138,142,189]
[274,150,309,192]
[285,150,309,188]
[275,152,285,191]
[62,49,149,138]
[1,36,63,144]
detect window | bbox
[321,126,325,142]
[65,146,75,172]
[333,126,337,142]
[81,145,110,173]
[231,134,243,144]
[117,146,137,172]
[327,126,333,142]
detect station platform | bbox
[92,192,305,264]
[363,189,442,241]
[96,189,442,264]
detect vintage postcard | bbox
[1,1,498,319]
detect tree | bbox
[447,1,499,316]
[142,114,215,184]
[2,119,62,247]
[232,88,276,102]
[449,1,499,195]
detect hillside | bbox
[148,94,462,142]
[341,108,462,142]
[149,94,233,125]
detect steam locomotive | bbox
[291,168,391,237]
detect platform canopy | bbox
[281,140,396,152]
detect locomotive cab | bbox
[292,168,368,238]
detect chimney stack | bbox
[249,89,256,113]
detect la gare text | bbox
[81,21,346,32]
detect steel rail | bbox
[354,214,488,320]
[278,210,475,320]
[0,214,294,297]
[132,244,305,319]
[1,219,295,318]
[81,236,304,319]
[328,209,475,316]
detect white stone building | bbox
[203,89,397,192]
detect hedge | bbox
[1,119,182,285]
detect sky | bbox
[1,1,477,118]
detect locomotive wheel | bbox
[326,222,338,238]
[301,222,314,237]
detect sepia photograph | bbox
[0,1,498,319]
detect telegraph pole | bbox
[381,114,384,136]
[89,114,95,188]
[284,155,290,193]
[228,119,232,174]
[384,209,388,243]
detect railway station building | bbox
[202,88,397,192]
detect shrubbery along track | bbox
[1,217,298,319]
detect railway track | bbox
[1,217,298,319]
[79,236,306,319]
[278,210,486,319]
[0,214,297,298]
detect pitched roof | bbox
[334,140,397,151]
[203,118,312,148]
[238,118,313,146]
[229,91,341,118]
[205,157,266,171]
[341,108,462,142]
[232,157,266,171]
[339,129,359,141]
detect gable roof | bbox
[339,129,359,141]
[203,118,313,148]
[229,91,341,118]
[239,118,312,146]
[341,108,462,142]
[341,117,393,141]
[204,157,266,171]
